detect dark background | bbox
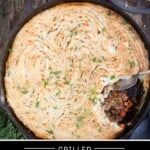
[0,0,150,139]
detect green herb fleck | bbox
[98,59,102,63]
[20,87,28,94]
[66,41,71,47]
[98,127,102,132]
[76,116,85,128]
[35,101,40,108]
[78,24,81,27]
[108,35,112,39]
[56,89,61,96]
[110,75,116,80]
[102,26,106,34]
[128,61,136,68]
[91,87,99,95]
[8,48,12,52]
[85,30,89,34]
[92,56,105,63]
[43,79,48,88]
[46,129,54,134]
[89,97,101,104]
[50,70,62,76]
[54,82,59,86]
[69,29,78,37]
[84,109,92,115]
[53,106,58,109]
[38,36,44,40]
[89,87,101,104]
[47,28,57,34]
[77,116,85,122]
[92,57,97,62]
[122,20,129,25]
[76,108,82,112]
[63,77,70,85]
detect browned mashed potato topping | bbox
[5,3,149,139]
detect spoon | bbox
[113,70,150,91]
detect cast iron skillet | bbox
[0,0,150,139]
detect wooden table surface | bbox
[0,0,150,139]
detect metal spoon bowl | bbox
[113,70,150,91]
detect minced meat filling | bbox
[104,79,144,124]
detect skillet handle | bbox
[109,0,150,14]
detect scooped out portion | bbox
[4,2,149,139]
[104,79,145,124]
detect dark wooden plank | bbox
[0,0,49,50]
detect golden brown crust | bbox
[4,2,149,139]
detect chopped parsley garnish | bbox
[21,89,28,94]
[47,28,57,34]
[122,20,129,25]
[108,35,112,39]
[91,87,99,95]
[50,70,62,75]
[43,79,48,88]
[92,56,105,63]
[46,129,54,134]
[92,57,97,62]
[77,116,85,122]
[53,106,58,109]
[54,81,59,86]
[35,101,40,108]
[89,97,101,104]
[56,89,61,96]
[76,116,85,128]
[98,59,102,63]
[37,36,44,40]
[78,24,81,27]
[89,87,101,104]
[69,29,78,37]
[19,87,28,94]
[66,41,71,47]
[128,61,136,68]
[110,75,116,80]
[63,77,70,85]
[84,109,92,115]
[102,26,106,34]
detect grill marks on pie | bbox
[5,3,149,139]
